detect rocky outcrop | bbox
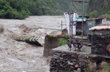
[0,24,4,34]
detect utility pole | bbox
[72,0,74,12]
[68,0,88,51]
[81,0,85,46]
[74,0,88,46]
[68,0,74,51]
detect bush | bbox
[0,0,72,19]
[58,38,68,46]
[104,67,110,72]
[89,10,99,18]
[105,14,110,20]
[0,0,30,19]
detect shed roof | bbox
[89,24,110,30]
[88,17,103,20]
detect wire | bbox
[73,0,88,15]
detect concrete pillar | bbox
[43,35,59,57]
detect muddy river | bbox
[0,15,66,72]
[0,15,109,72]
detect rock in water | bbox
[0,24,4,34]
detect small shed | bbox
[90,25,110,56]
[76,18,103,35]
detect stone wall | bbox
[92,34,110,56]
[50,51,86,72]
[50,51,110,72]
[85,56,110,72]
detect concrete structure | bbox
[50,44,110,72]
[43,35,59,57]
[76,18,103,35]
[90,25,110,56]
[64,12,79,35]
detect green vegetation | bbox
[89,10,99,18]
[73,0,89,15]
[62,29,67,36]
[49,35,58,38]
[1,0,110,19]
[0,0,72,19]
[59,38,68,46]
[88,0,110,18]
[48,35,68,46]
[0,0,30,19]
[104,67,110,72]
[105,14,110,20]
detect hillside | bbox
[73,0,89,15]
[1,0,110,19]
[73,0,110,19]
[0,0,72,19]
[87,0,110,18]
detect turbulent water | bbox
[0,15,66,72]
[0,15,109,72]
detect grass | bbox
[48,35,58,38]
[105,14,110,20]
[58,38,68,46]
[104,67,110,72]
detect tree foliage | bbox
[88,0,110,18]
[89,10,99,18]
[0,0,72,19]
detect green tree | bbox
[0,0,72,19]
[89,10,99,18]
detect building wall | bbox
[76,19,102,35]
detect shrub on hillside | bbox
[58,38,68,46]
[0,0,30,19]
[104,67,110,72]
[89,10,99,18]
[105,14,110,20]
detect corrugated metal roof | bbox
[88,18,103,20]
[90,25,110,30]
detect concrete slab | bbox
[52,44,91,55]
[52,45,110,58]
